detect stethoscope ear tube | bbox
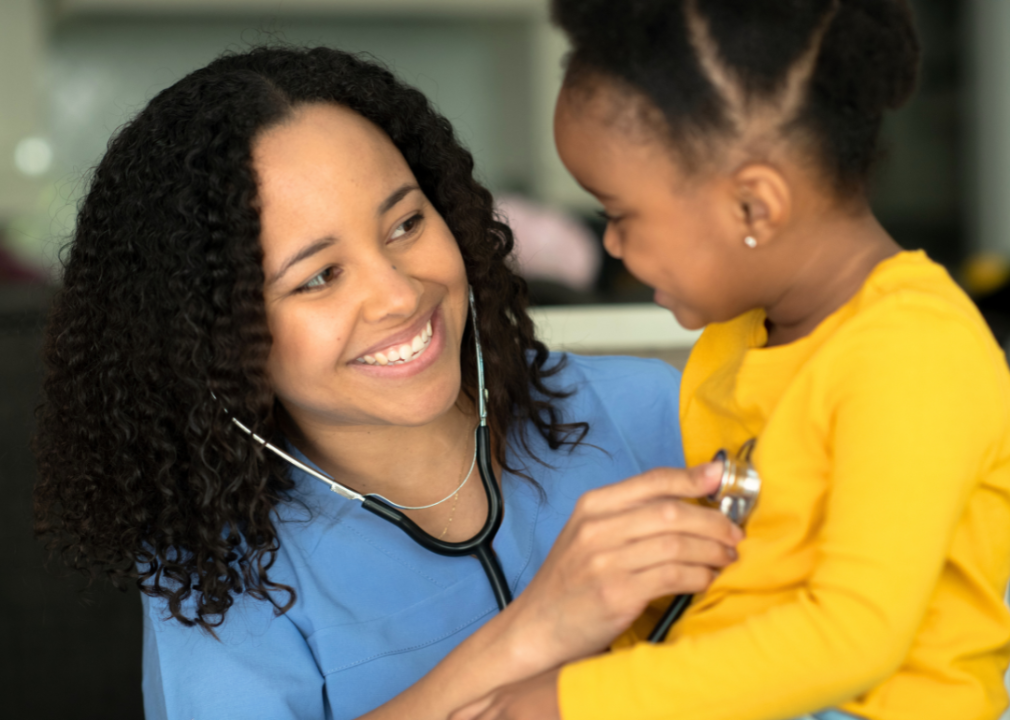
[361,425,512,610]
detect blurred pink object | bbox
[0,245,46,284]
[496,194,601,291]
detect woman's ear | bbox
[732,164,792,249]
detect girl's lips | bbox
[350,306,446,379]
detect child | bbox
[453,2,1010,719]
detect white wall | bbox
[0,0,47,220]
[967,0,1010,255]
[1,0,595,270]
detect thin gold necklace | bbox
[438,436,476,539]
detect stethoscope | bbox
[224,288,513,611]
[648,439,761,642]
[220,287,762,626]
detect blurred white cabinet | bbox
[0,0,46,220]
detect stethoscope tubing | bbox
[361,424,512,610]
[647,593,692,643]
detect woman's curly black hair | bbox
[552,0,921,196]
[33,46,586,632]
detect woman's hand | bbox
[358,462,740,720]
[449,669,561,720]
[500,461,742,673]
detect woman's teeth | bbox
[357,321,433,366]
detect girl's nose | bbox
[602,223,623,259]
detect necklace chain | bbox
[367,431,478,511]
[438,490,461,539]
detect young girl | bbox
[454,1,1010,719]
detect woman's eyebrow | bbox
[378,184,420,216]
[268,185,419,287]
[269,237,336,286]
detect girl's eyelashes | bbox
[390,211,424,241]
[596,209,621,224]
[296,266,339,293]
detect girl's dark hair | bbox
[552,0,921,195]
[34,46,585,631]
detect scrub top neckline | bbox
[278,436,539,605]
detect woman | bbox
[33,46,740,720]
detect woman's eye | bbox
[297,266,338,293]
[390,212,424,241]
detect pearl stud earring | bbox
[744,236,758,249]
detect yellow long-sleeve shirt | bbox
[560,251,1010,720]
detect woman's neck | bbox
[762,208,902,347]
[279,397,479,507]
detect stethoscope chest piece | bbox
[648,438,761,643]
[705,439,761,526]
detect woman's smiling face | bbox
[255,103,469,431]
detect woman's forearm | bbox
[358,599,553,720]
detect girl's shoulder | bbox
[837,251,1004,374]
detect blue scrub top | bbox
[142,354,685,720]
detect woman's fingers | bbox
[609,528,738,573]
[551,529,729,629]
[500,463,743,669]
[574,462,724,516]
[569,495,742,554]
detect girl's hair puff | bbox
[552,0,921,196]
[33,46,584,632]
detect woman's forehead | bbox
[255,104,410,188]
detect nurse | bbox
[32,46,741,719]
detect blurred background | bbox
[2,0,1008,717]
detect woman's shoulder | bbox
[538,352,685,469]
[543,351,681,394]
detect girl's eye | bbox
[390,212,424,241]
[297,266,338,293]
[596,209,619,224]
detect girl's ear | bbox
[731,164,792,249]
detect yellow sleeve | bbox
[558,300,1007,720]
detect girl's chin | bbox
[653,291,705,330]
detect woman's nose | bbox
[359,258,423,323]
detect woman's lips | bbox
[355,320,432,366]
[349,306,446,379]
